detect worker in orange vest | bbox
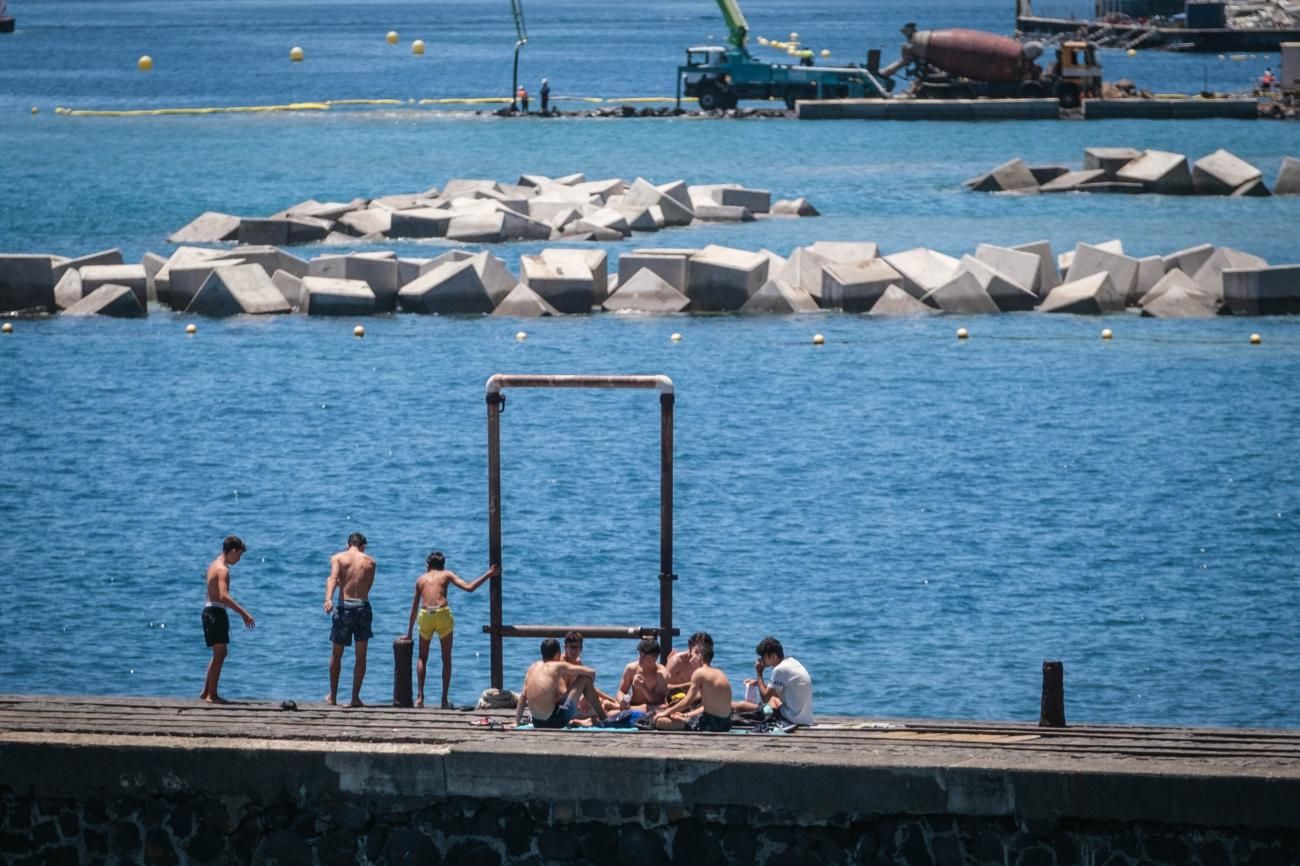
[1259,67,1275,91]
[516,86,529,113]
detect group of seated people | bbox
[513,630,814,732]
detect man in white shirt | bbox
[742,636,814,726]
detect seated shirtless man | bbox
[603,637,668,713]
[404,551,499,709]
[654,640,733,732]
[515,638,608,729]
[664,631,713,700]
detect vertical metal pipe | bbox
[487,392,504,689]
[658,392,675,664]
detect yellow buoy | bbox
[515,331,527,342]
[812,333,825,345]
[1126,48,1136,57]
[757,36,769,46]
[1250,333,1261,344]
[670,332,682,342]
[411,39,425,55]
[353,325,365,338]
[185,323,197,335]
[957,327,969,340]
[386,30,399,44]
[789,31,799,41]
[30,106,38,115]
[820,49,831,58]
[137,55,153,72]
[1218,54,1226,61]
[2,322,12,334]
[1101,328,1113,340]
[290,46,305,62]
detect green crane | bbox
[715,0,751,52]
[510,0,527,110]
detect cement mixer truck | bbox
[878,23,1102,107]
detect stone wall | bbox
[4,785,1300,866]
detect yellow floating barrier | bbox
[325,99,404,106]
[418,96,514,105]
[57,102,331,117]
[605,97,680,103]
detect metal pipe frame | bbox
[484,374,676,689]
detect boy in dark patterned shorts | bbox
[323,532,376,707]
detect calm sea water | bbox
[1,0,1297,727]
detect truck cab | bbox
[1052,40,1103,105]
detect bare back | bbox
[692,666,733,718]
[334,548,376,600]
[522,660,566,720]
[205,557,229,604]
[417,570,456,608]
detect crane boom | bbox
[510,0,527,43]
[509,0,527,110]
[715,0,749,51]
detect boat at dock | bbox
[1016,0,1300,51]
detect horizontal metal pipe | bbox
[481,624,681,640]
[485,374,674,395]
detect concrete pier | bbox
[796,98,1260,121]
[3,695,1299,864]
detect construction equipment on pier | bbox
[878,24,1103,107]
[675,0,891,109]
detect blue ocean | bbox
[1,0,1297,727]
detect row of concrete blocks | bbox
[968,148,1300,197]
[3,236,1297,319]
[166,174,819,248]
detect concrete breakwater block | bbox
[623,178,694,226]
[492,284,562,318]
[922,270,1001,314]
[397,253,514,315]
[63,283,147,318]
[1011,241,1061,296]
[617,251,690,293]
[1038,272,1124,314]
[272,270,303,308]
[1141,284,1220,318]
[1116,150,1193,195]
[1222,265,1300,316]
[1231,179,1271,198]
[80,264,149,307]
[883,248,959,300]
[806,242,878,266]
[1028,165,1071,185]
[974,244,1040,297]
[950,255,1037,312]
[771,197,819,216]
[1193,149,1264,196]
[300,276,376,317]
[602,270,691,314]
[964,158,1039,193]
[273,198,364,221]
[689,184,771,214]
[1163,244,1215,279]
[338,208,394,237]
[1138,268,1207,308]
[0,255,56,313]
[540,249,608,303]
[1193,247,1269,299]
[237,216,332,246]
[520,254,596,314]
[1038,168,1107,193]
[686,245,770,311]
[1065,243,1140,305]
[167,211,241,244]
[691,204,754,222]
[1276,157,1300,196]
[741,278,820,314]
[53,269,83,310]
[52,248,123,282]
[1083,147,1142,180]
[310,254,399,312]
[168,259,246,312]
[821,259,901,312]
[868,284,940,316]
[187,264,292,317]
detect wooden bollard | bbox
[393,636,414,708]
[1039,660,1065,727]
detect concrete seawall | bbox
[3,696,1300,864]
[796,98,1260,121]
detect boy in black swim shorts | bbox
[200,535,256,704]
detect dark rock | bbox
[233,815,262,861]
[333,802,371,833]
[969,829,1004,863]
[317,829,359,866]
[384,828,439,866]
[672,822,724,866]
[366,825,388,862]
[200,798,231,834]
[617,803,644,821]
[501,805,534,856]
[1020,817,1059,839]
[145,827,179,866]
[1195,836,1232,866]
[31,819,58,846]
[0,832,29,855]
[931,832,962,866]
[85,828,110,855]
[185,825,226,863]
[8,802,31,830]
[113,821,142,856]
[140,798,167,828]
[1141,832,1188,863]
[445,838,502,866]
[538,827,580,861]
[578,823,618,864]
[255,829,311,866]
[618,826,668,866]
[167,800,194,839]
[472,803,505,836]
[897,822,929,865]
[722,827,759,864]
[1019,846,1055,866]
[42,847,79,866]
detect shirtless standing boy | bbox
[515,638,608,728]
[404,552,499,708]
[200,535,256,704]
[323,532,376,707]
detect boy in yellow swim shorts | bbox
[404,551,499,708]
